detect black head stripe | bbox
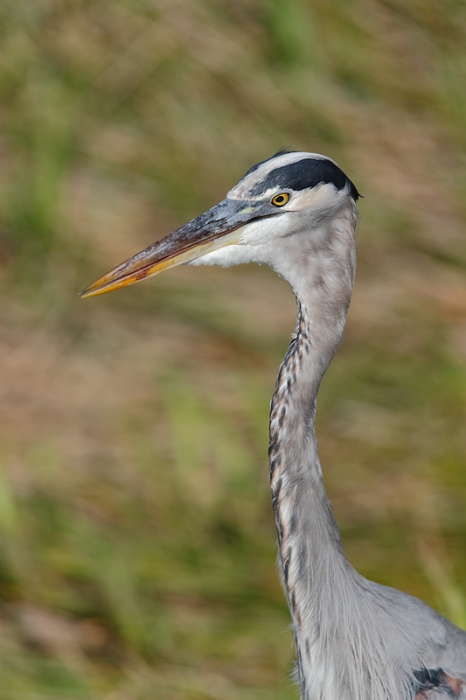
[249,158,360,200]
[242,149,296,180]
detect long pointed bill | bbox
[79,199,269,298]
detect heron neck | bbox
[269,298,349,578]
[268,211,358,698]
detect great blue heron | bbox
[81,151,466,700]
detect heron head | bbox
[79,151,360,298]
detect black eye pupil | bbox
[272,193,288,206]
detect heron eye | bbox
[271,193,289,207]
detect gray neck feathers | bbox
[268,204,428,700]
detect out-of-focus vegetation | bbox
[0,0,466,697]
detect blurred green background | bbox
[0,1,466,698]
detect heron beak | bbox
[79,199,268,298]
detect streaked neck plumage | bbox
[268,200,432,700]
[268,199,358,698]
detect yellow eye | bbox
[271,192,290,207]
